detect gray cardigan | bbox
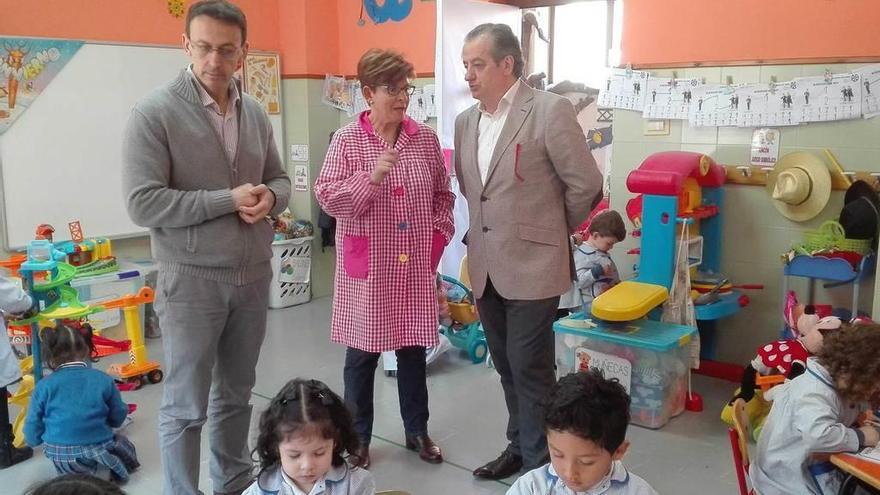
[122,70,290,285]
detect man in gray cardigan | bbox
[121,2,290,494]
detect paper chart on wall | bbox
[688,84,737,127]
[793,73,862,123]
[406,86,428,122]
[642,77,699,120]
[734,82,800,127]
[322,74,353,113]
[422,84,437,118]
[598,68,649,111]
[854,65,880,118]
[348,81,369,116]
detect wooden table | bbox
[831,453,880,493]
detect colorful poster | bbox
[243,52,281,114]
[0,38,83,135]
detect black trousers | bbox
[477,277,559,470]
[343,346,429,445]
[0,387,9,426]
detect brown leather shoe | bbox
[473,450,523,480]
[404,433,443,464]
[351,444,371,469]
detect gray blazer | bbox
[454,83,603,300]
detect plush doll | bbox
[734,312,842,403]
[721,312,841,439]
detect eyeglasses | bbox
[189,42,242,61]
[381,84,417,97]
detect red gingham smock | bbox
[315,113,455,352]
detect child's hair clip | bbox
[279,380,334,406]
[307,379,335,405]
[279,390,299,406]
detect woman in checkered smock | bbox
[24,324,139,483]
[315,49,455,469]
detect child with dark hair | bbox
[245,378,375,495]
[507,370,657,494]
[574,210,626,316]
[24,323,138,483]
[751,324,880,495]
[24,473,126,495]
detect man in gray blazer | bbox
[455,23,602,479]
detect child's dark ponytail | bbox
[39,322,92,369]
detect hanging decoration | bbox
[362,0,413,25]
[168,0,186,18]
[0,38,84,135]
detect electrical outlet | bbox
[643,119,671,136]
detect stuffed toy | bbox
[735,312,841,403]
[721,311,842,439]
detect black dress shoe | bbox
[473,450,523,480]
[351,445,371,469]
[404,433,443,464]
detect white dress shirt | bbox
[477,80,521,185]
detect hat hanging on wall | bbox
[839,180,880,247]
[766,151,832,222]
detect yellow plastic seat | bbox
[590,281,668,321]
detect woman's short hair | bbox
[357,49,415,89]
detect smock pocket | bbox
[343,235,369,279]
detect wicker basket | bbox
[800,220,871,254]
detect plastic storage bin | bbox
[553,315,696,429]
[70,269,145,335]
[269,237,313,309]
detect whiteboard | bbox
[0,43,284,250]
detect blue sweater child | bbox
[24,324,139,483]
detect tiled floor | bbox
[3,297,740,494]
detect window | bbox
[524,0,622,88]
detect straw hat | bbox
[766,152,831,222]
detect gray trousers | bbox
[155,270,270,495]
[476,277,559,470]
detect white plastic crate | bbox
[269,236,313,309]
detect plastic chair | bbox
[728,398,757,495]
